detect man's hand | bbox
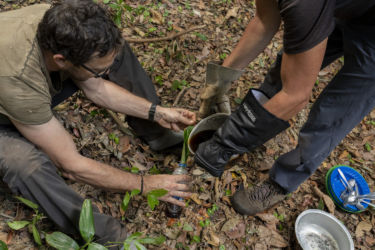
[154,106,196,131]
[199,62,244,118]
[143,174,193,207]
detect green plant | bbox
[207,204,218,216]
[146,189,168,210]
[193,32,207,41]
[0,240,8,250]
[123,232,165,250]
[199,219,210,228]
[123,166,139,173]
[7,196,44,246]
[149,165,160,175]
[365,142,372,152]
[121,189,141,216]
[172,79,188,91]
[46,199,107,249]
[273,212,284,222]
[105,0,132,27]
[108,133,119,144]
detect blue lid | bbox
[328,166,370,212]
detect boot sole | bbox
[194,153,223,177]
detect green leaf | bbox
[0,240,8,250]
[219,245,226,250]
[46,232,79,250]
[234,97,242,104]
[149,165,160,175]
[147,189,168,197]
[87,243,108,250]
[15,196,38,210]
[7,221,30,230]
[138,235,166,245]
[318,197,325,210]
[131,189,140,197]
[102,0,110,3]
[130,166,139,173]
[182,223,193,232]
[79,199,95,243]
[32,224,42,246]
[147,194,159,210]
[365,142,372,152]
[121,192,131,212]
[134,241,147,250]
[191,235,200,243]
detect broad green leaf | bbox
[102,0,110,4]
[138,235,166,245]
[7,221,30,230]
[131,189,140,197]
[0,240,8,250]
[147,194,159,210]
[79,199,95,243]
[15,196,38,210]
[121,192,131,212]
[87,243,108,250]
[32,224,42,246]
[219,245,226,250]
[182,223,193,232]
[46,232,79,250]
[134,241,147,250]
[147,189,168,197]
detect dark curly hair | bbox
[37,0,123,66]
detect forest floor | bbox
[0,0,374,249]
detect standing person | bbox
[0,0,195,246]
[195,0,375,215]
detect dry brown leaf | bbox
[207,231,220,247]
[258,225,288,248]
[221,218,245,239]
[313,185,336,214]
[256,212,279,230]
[190,193,202,205]
[356,221,372,238]
[225,7,239,20]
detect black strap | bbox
[148,103,157,121]
[140,175,144,195]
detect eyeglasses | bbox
[81,64,111,78]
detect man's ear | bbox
[52,54,68,69]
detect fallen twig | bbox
[106,109,134,136]
[124,25,206,43]
[0,212,14,220]
[172,87,188,107]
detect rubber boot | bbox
[231,179,287,215]
[194,89,289,177]
[199,62,244,117]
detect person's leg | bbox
[232,21,375,215]
[0,127,127,247]
[107,42,183,150]
[270,21,375,193]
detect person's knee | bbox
[1,141,46,181]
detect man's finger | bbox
[161,196,186,207]
[168,191,193,198]
[173,174,193,183]
[174,183,191,191]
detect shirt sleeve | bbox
[0,76,53,125]
[278,0,336,54]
